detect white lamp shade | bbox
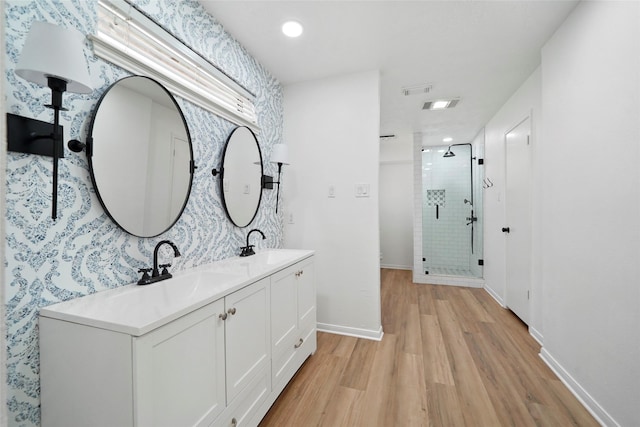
[271,144,290,165]
[15,21,92,94]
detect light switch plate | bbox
[328,185,336,198]
[355,183,370,198]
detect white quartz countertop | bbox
[39,249,314,336]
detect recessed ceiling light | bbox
[431,101,449,110]
[422,99,460,110]
[443,137,453,143]
[282,21,303,38]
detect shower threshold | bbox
[425,267,477,277]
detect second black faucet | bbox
[240,229,265,257]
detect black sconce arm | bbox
[262,162,284,213]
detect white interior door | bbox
[504,117,532,324]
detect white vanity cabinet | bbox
[39,250,314,427]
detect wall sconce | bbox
[9,21,92,220]
[262,144,290,213]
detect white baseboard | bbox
[483,284,506,307]
[380,264,412,270]
[539,348,617,427]
[317,323,384,341]
[529,327,543,346]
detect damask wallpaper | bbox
[4,1,284,425]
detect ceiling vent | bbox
[423,98,460,110]
[401,84,432,96]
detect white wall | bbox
[379,134,413,269]
[282,70,383,340]
[539,2,639,426]
[483,67,542,339]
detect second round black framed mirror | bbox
[219,126,264,228]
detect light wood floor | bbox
[260,269,598,427]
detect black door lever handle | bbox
[502,227,510,233]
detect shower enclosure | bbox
[421,143,483,278]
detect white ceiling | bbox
[198,0,577,146]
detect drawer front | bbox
[271,324,316,396]
[294,326,317,367]
[212,368,270,427]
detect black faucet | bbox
[240,229,265,257]
[137,240,181,285]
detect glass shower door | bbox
[421,144,483,278]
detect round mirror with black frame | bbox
[219,126,264,228]
[87,76,194,237]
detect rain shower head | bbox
[443,146,455,157]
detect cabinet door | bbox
[224,277,270,403]
[134,299,226,427]
[297,259,316,331]
[270,265,298,357]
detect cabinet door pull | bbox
[227,307,237,315]
[294,338,304,349]
[219,313,228,320]
[231,417,237,427]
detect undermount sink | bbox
[251,249,307,266]
[150,270,242,302]
[104,270,241,305]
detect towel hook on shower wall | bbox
[483,178,494,189]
